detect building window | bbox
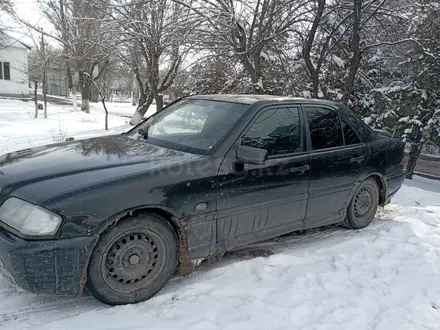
[0,62,10,80]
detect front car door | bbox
[216,105,310,251]
[302,104,369,229]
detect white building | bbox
[0,36,31,98]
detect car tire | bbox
[87,213,178,305]
[344,178,379,230]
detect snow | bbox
[399,116,410,123]
[363,116,373,125]
[0,99,156,155]
[409,118,423,126]
[331,54,345,68]
[1,99,440,329]
[2,177,440,329]
[373,85,406,94]
[326,89,344,101]
[302,90,312,98]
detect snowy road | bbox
[1,177,440,329]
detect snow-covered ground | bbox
[0,98,156,155]
[1,99,440,329]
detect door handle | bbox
[290,165,310,174]
[350,155,365,164]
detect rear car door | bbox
[303,105,369,229]
[216,106,310,251]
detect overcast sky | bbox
[6,0,53,47]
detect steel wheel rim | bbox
[101,229,166,293]
[353,186,373,218]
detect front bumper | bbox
[0,227,98,295]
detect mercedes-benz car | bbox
[0,95,405,305]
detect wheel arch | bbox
[98,205,194,277]
[363,173,387,206]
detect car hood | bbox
[0,134,202,203]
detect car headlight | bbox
[0,197,62,236]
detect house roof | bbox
[0,34,32,50]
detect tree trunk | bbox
[34,80,38,118]
[132,88,139,106]
[72,84,78,111]
[405,126,423,179]
[405,144,422,179]
[155,94,164,112]
[303,0,326,98]
[81,82,91,113]
[343,0,362,102]
[130,94,154,126]
[101,98,109,131]
[43,68,47,118]
[43,92,47,118]
[240,54,264,94]
[91,86,99,103]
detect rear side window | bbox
[338,104,375,142]
[341,118,361,145]
[243,107,301,156]
[305,107,344,150]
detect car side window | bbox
[242,107,302,156]
[341,118,361,145]
[305,107,344,150]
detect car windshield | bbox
[127,98,249,154]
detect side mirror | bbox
[236,145,268,165]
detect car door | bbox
[216,106,310,251]
[303,105,369,229]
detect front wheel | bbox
[87,213,178,305]
[344,178,379,229]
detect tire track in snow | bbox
[153,218,397,293]
[0,292,102,327]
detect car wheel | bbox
[344,178,379,229]
[87,213,178,305]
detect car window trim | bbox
[336,104,375,142]
[237,104,305,159]
[307,142,366,154]
[267,151,309,160]
[340,115,363,146]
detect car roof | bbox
[186,94,340,107]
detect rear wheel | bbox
[88,213,178,305]
[344,178,379,229]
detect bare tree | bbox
[108,0,193,125]
[0,0,12,39]
[28,34,59,118]
[303,0,326,98]
[17,0,118,113]
[299,0,408,100]
[175,0,310,94]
